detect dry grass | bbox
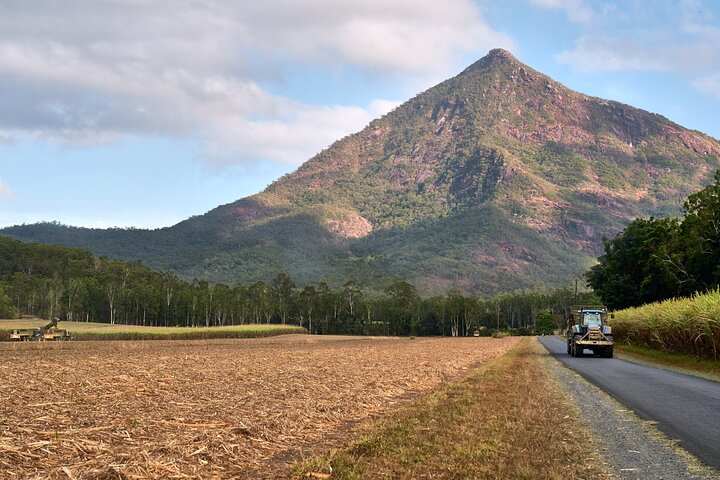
[294,338,609,480]
[0,319,306,341]
[0,335,517,479]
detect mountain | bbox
[4,49,720,295]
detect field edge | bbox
[292,337,609,480]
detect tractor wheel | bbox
[572,336,583,357]
[567,339,572,355]
[602,347,614,358]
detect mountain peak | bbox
[486,48,516,61]
[460,48,522,75]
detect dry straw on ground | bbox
[0,334,517,479]
[295,338,610,480]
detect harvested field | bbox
[0,334,518,479]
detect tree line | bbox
[0,236,597,335]
[587,170,720,310]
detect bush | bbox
[535,309,555,335]
[0,286,16,319]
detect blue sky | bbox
[1,0,719,228]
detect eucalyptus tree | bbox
[385,280,420,336]
[248,280,271,324]
[298,285,318,332]
[271,273,296,324]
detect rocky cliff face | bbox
[4,49,720,294]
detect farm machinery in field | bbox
[9,317,71,341]
[566,306,613,358]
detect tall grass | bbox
[611,289,720,359]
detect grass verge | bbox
[615,344,720,381]
[0,319,306,341]
[293,338,608,480]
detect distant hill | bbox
[4,49,720,295]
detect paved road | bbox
[540,336,720,470]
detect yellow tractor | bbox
[10,317,71,341]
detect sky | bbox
[1,0,719,229]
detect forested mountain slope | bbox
[4,49,720,295]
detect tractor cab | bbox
[578,310,604,329]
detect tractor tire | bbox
[567,340,572,355]
[572,336,583,357]
[602,347,614,358]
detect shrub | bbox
[535,309,555,335]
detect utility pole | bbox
[574,278,579,305]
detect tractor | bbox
[9,317,70,341]
[566,306,614,358]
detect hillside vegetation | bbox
[4,49,720,295]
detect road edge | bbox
[539,337,720,480]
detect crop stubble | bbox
[0,335,518,479]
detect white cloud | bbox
[528,0,595,23]
[0,178,12,198]
[0,0,513,166]
[556,34,720,73]
[202,98,401,165]
[556,36,671,72]
[693,74,720,100]
[552,2,720,81]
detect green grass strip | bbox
[616,344,720,381]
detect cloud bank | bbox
[0,1,512,166]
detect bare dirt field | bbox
[0,335,518,479]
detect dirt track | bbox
[0,335,518,479]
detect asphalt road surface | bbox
[540,336,720,470]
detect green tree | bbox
[342,281,363,318]
[0,283,16,318]
[681,170,720,291]
[248,281,272,324]
[385,280,421,335]
[585,218,679,309]
[446,289,465,336]
[535,309,555,335]
[298,285,318,333]
[271,273,296,324]
[315,282,335,334]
